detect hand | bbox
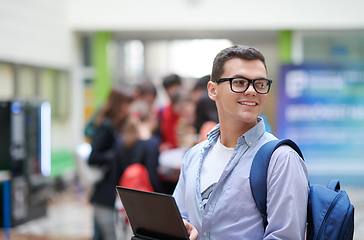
[183,219,199,240]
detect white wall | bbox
[0,0,71,68]
[67,0,364,31]
[2,0,363,152]
[0,0,77,151]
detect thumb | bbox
[183,219,199,240]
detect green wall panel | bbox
[93,31,112,107]
[51,150,75,178]
[279,30,292,64]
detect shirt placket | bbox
[199,141,249,239]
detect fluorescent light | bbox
[40,101,51,177]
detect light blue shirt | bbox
[173,118,309,240]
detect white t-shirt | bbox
[201,137,234,206]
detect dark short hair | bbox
[136,79,157,97]
[171,89,192,105]
[211,45,267,82]
[194,93,218,132]
[162,74,182,89]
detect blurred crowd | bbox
[82,73,219,240]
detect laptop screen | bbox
[115,186,189,240]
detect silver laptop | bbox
[115,186,189,240]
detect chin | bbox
[238,113,259,123]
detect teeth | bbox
[240,102,257,106]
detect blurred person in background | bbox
[123,99,164,192]
[158,89,197,194]
[115,99,164,239]
[192,75,219,143]
[173,90,197,149]
[191,74,210,102]
[194,96,219,143]
[133,78,158,108]
[158,74,183,151]
[85,78,158,142]
[133,78,161,136]
[88,86,133,240]
[162,73,182,101]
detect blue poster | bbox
[278,64,364,185]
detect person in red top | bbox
[157,74,185,194]
[159,103,180,150]
[159,74,182,151]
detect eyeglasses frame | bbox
[216,77,273,94]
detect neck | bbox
[218,118,257,148]
[219,125,243,148]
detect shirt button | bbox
[199,204,202,209]
[204,232,208,236]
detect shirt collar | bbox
[207,123,221,145]
[207,117,266,146]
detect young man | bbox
[173,45,309,240]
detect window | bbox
[0,62,14,99]
[17,66,37,98]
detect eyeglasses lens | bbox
[231,78,270,94]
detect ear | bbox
[207,81,218,101]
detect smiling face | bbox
[208,58,268,131]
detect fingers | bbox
[188,228,199,240]
[183,219,199,240]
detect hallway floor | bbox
[2,184,93,240]
[1,183,364,240]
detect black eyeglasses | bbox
[216,77,273,94]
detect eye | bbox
[232,78,248,86]
[255,80,268,88]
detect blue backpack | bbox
[250,139,355,240]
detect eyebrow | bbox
[231,74,244,78]
[228,75,269,80]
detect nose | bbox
[244,83,256,95]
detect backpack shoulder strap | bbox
[249,139,304,229]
